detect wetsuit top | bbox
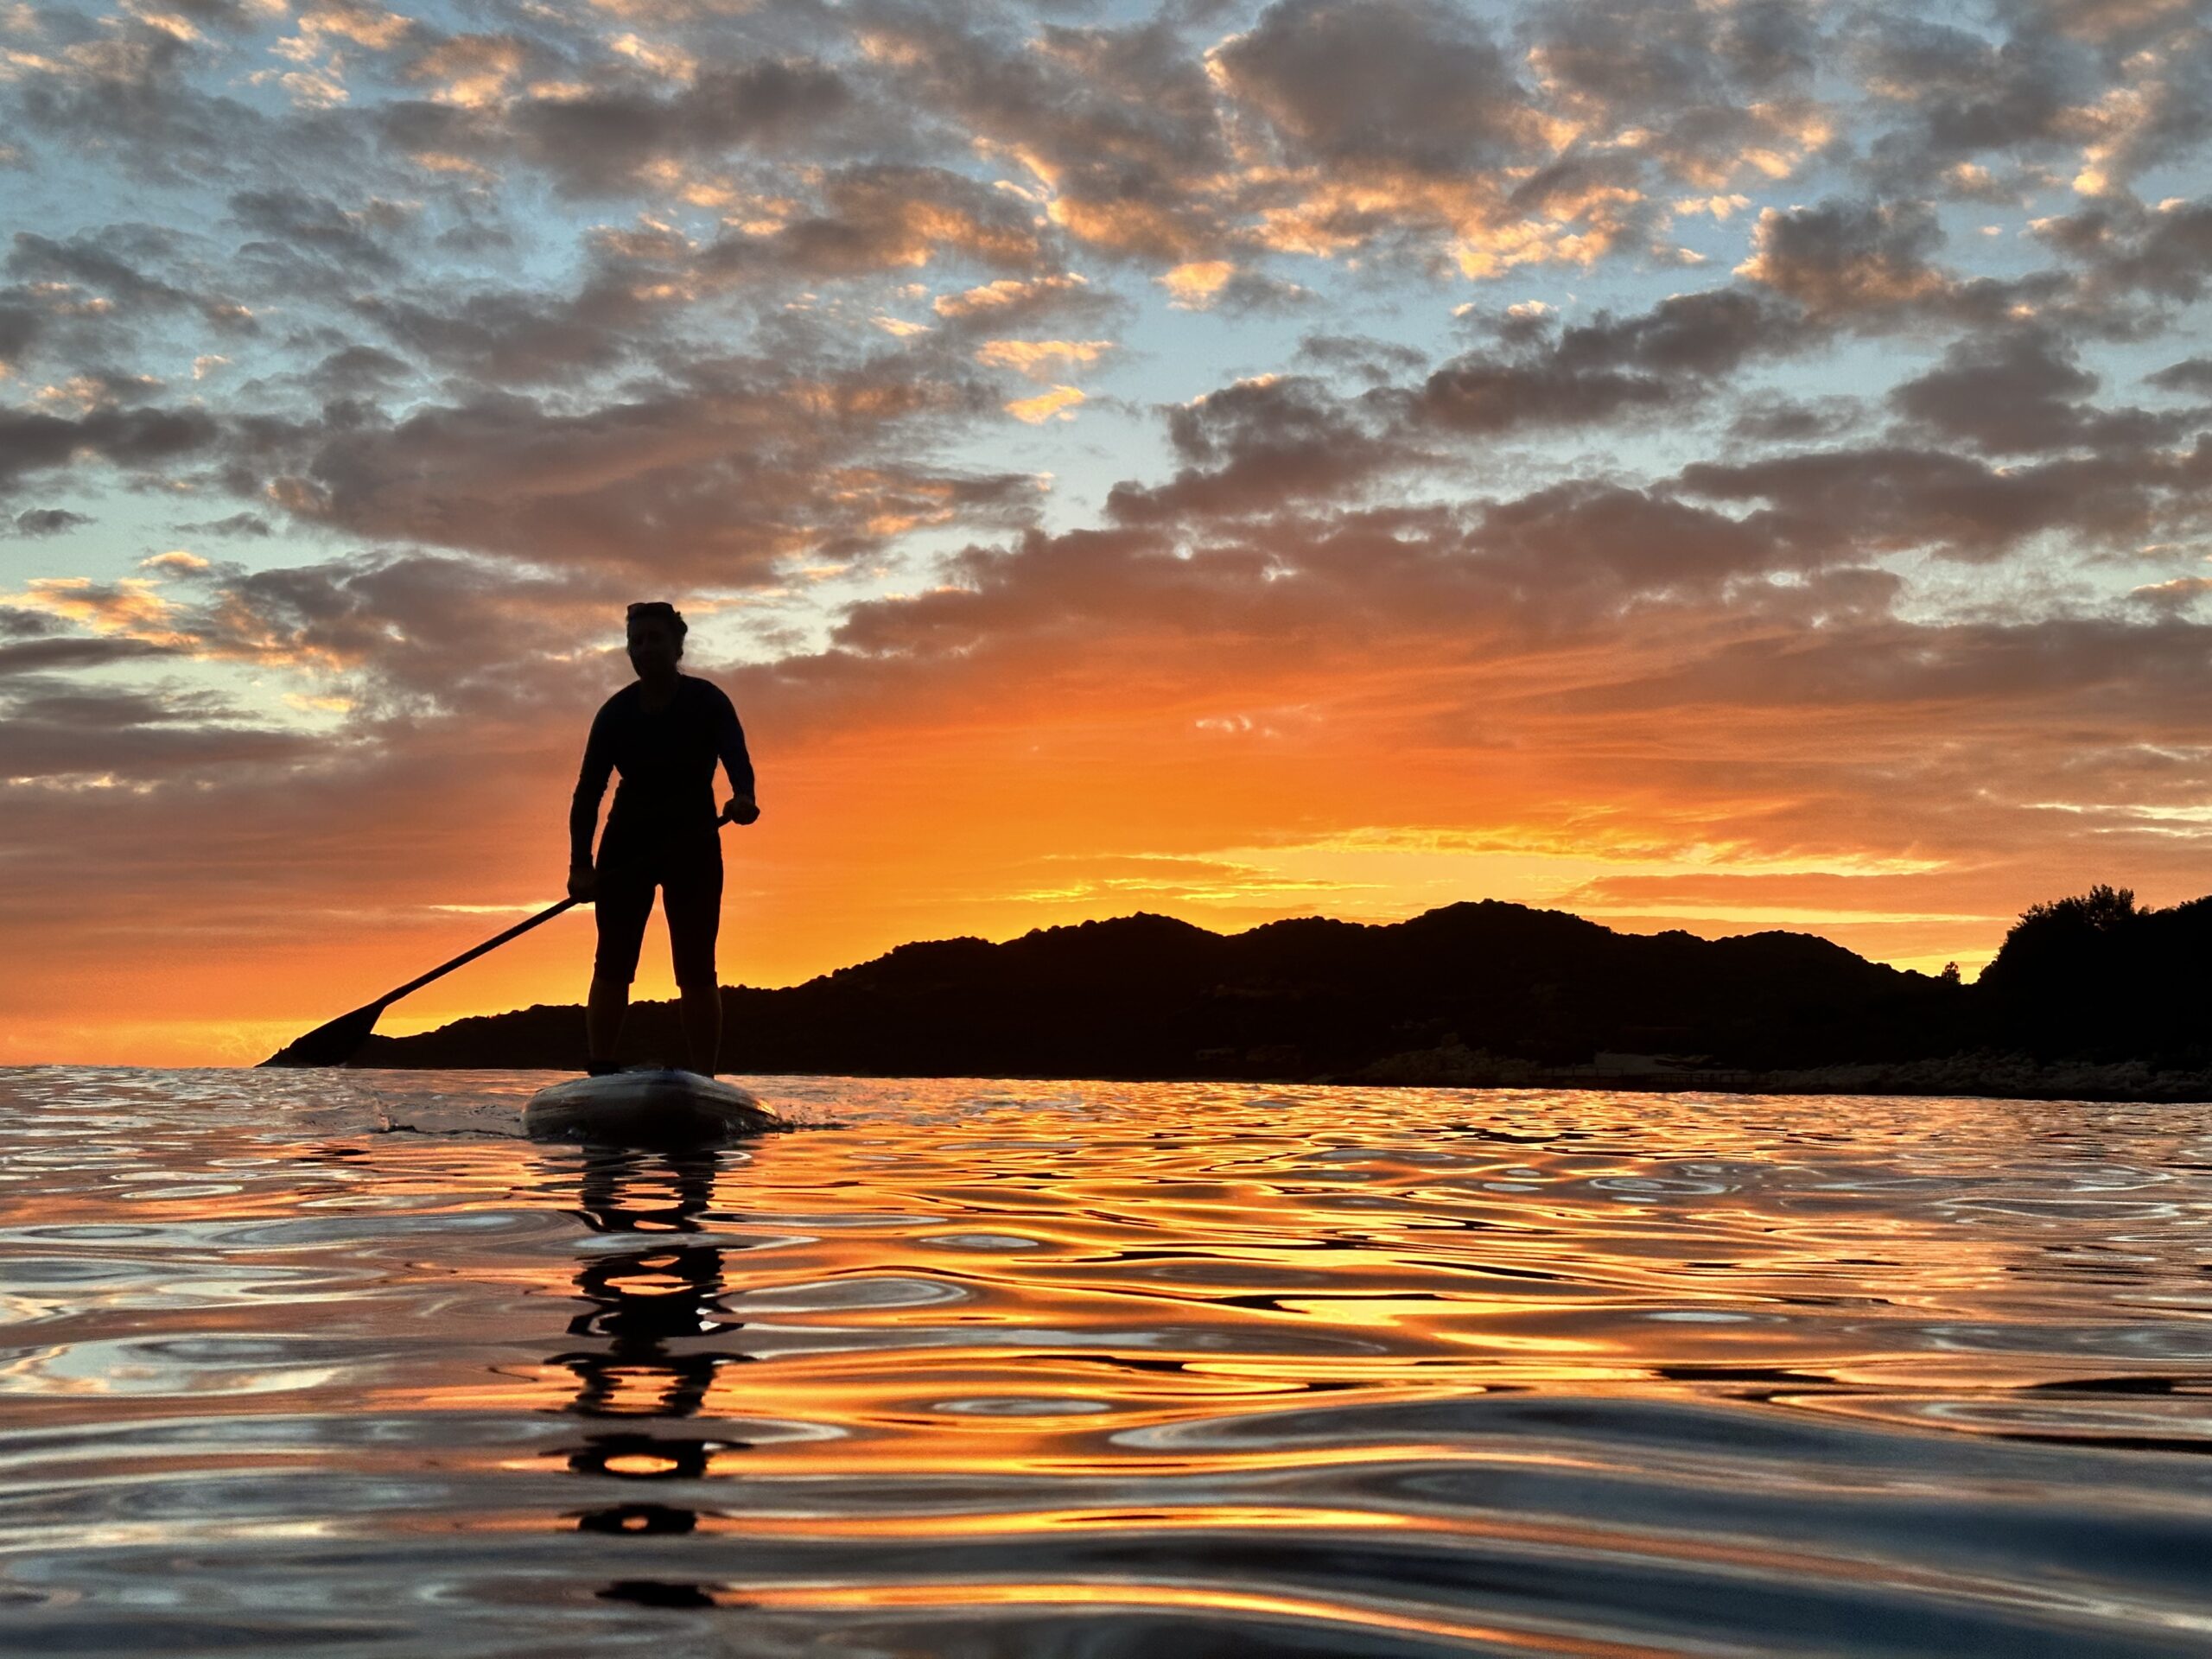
[569,675,754,865]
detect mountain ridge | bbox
[354,897,1953,1078]
[349,886,2212,1096]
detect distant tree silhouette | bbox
[1980,884,2212,1063]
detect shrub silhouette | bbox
[1980,885,2212,1062]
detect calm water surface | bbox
[4,1071,2212,1656]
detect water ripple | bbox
[3,1069,2212,1655]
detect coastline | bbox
[1344,1044,2212,1102]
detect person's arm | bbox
[712,685,758,822]
[569,702,616,884]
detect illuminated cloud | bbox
[1005,384,1084,423]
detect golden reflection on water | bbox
[5,1071,2212,1655]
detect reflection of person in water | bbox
[568,601,760,1077]
[549,1150,750,1563]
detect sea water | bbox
[3,1070,2211,1656]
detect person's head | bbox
[625,601,686,679]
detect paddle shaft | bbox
[366,896,579,1011]
[264,807,750,1064]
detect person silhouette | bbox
[568,601,758,1076]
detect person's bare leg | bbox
[677,977,721,1075]
[587,973,630,1068]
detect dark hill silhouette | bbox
[353,897,1970,1079]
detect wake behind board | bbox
[524,1067,783,1150]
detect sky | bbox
[4,0,2212,1065]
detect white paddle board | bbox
[524,1067,783,1149]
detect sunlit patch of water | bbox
[3,1070,2212,1655]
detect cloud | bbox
[975,338,1115,378]
[229,187,410,279]
[1412,288,1805,435]
[2150,356,2212,396]
[1006,384,1084,423]
[933,273,1103,325]
[379,54,864,196]
[1886,326,2183,454]
[175,511,275,537]
[1735,196,1951,315]
[1213,0,1542,176]
[247,354,1042,577]
[6,226,254,333]
[10,507,92,536]
[0,403,222,494]
[1526,0,1829,188]
[866,14,1232,263]
[1675,440,2212,563]
[2030,194,2212,305]
[1106,375,1403,523]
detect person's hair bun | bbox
[626,601,687,640]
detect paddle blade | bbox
[258,1001,385,1067]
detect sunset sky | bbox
[5,0,2212,1064]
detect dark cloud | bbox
[1562,612,2212,724]
[0,677,314,781]
[0,607,66,640]
[0,289,45,367]
[9,18,317,188]
[1523,0,1825,187]
[839,478,1806,676]
[1412,289,1805,435]
[1735,196,1950,317]
[1214,0,1537,175]
[0,404,222,494]
[5,227,252,333]
[1206,270,1315,314]
[1852,16,2086,174]
[1106,375,1402,523]
[1885,327,2196,455]
[306,345,413,397]
[252,354,1038,576]
[349,285,640,385]
[871,15,1231,262]
[2150,358,2212,397]
[1297,332,1429,383]
[1728,392,1866,444]
[10,507,92,537]
[1675,441,2212,562]
[2029,196,2212,305]
[229,188,411,280]
[175,512,275,537]
[0,636,175,675]
[378,56,862,197]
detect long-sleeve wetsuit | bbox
[569,674,755,985]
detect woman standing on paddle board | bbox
[567,601,758,1076]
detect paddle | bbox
[259,799,758,1068]
[258,897,579,1066]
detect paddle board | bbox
[524,1067,784,1149]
